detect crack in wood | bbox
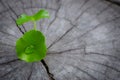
[0,59,19,65]
[47,0,114,49]
[63,56,117,80]
[10,15,25,34]
[6,2,27,33]
[65,55,120,77]
[0,0,25,34]
[2,1,26,33]
[75,66,97,80]
[66,55,120,80]
[51,47,120,63]
[105,0,120,6]
[48,24,76,49]
[85,66,111,80]
[0,0,120,80]
[7,3,26,31]
[0,61,26,78]
[47,1,61,30]
[47,17,77,49]
[64,16,120,46]
[74,0,90,21]
[96,2,112,16]
[75,0,111,22]
[86,52,120,61]
[48,47,84,55]
[47,1,113,49]
[41,60,55,80]
[0,67,18,78]
[84,60,120,73]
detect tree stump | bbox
[0,0,120,80]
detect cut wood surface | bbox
[0,0,120,80]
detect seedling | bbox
[16,9,50,62]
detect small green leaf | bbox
[33,9,50,21]
[16,14,32,26]
[16,30,47,62]
[15,9,50,62]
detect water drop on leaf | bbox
[16,30,47,62]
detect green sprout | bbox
[16,9,50,62]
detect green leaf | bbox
[16,14,32,26]
[16,30,47,62]
[16,9,50,26]
[15,9,50,62]
[33,9,50,21]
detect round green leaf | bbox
[16,30,47,62]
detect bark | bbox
[0,0,120,80]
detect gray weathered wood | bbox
[0,0,120,80]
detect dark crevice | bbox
[10,15,25,34]
[0,0,25,34]
[6,2,27,32]
[18,1,27,32]
[96,3,112,15]
[22,25,27,32]
[48,24,76,49]
[75,66,97,80]
[48,49,120,61]
[75,0,89,21]
[41,60,55,80]
[0,59,19,65]
[75,0,99,22]
[63,17,76,26]
[47,1,61,30]
[75,0,109,22]
[85,66,111,80]
[0,63,26,78]
[6,2,27,34]
[105,0,120,6]
[66,56,120,79]
[47,0,108,49]
[86,60,120,73]
[0,67,18,78]
[86,52,120,61]
[49,2,112,49]
[1,1,26,34]
[6,3,18,17]
[65,16,120,45]
[47,48,83,55]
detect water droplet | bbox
[25,45,34,55]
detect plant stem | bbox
[33,21,37,30]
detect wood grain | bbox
[0,0,120,80]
